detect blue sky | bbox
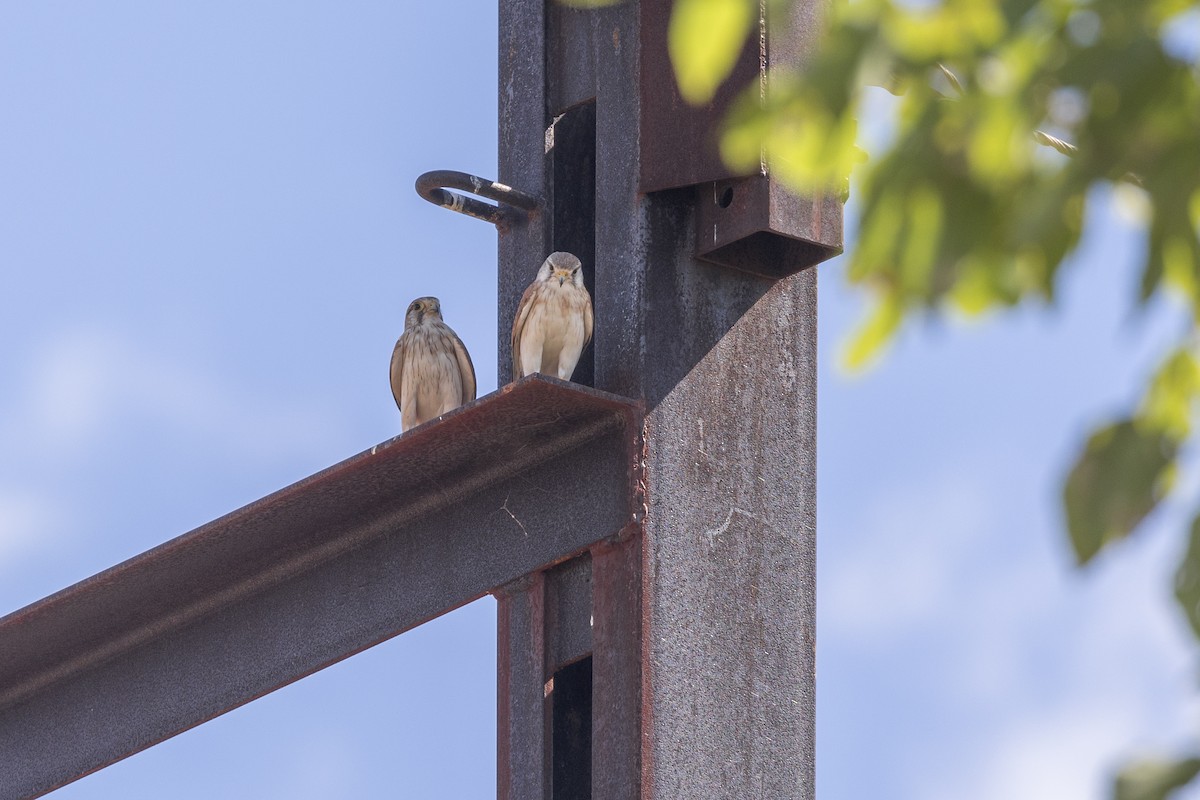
[1,2,1197,798]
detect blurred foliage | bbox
[1176,515,1200,637]
[685,0,1200,568]
[670,2,1200,576]
[1064,420,1177,564]
[1114,757,1200,800]
[716,0,1200,372]
[669,0,757,104]
[1063,345,1198,562]
[662,0,1200,791]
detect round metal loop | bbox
[415,170,540,229]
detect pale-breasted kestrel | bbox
[511,251,593,382]
[391,296,476,431]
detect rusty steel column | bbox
[497,0,839,798]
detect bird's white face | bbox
[405,296,443,327]
[551,266,580,287]
[540,253,584,289]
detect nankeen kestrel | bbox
[390,296,476,432]
[511,251,593,382]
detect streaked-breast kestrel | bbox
[390,296,477,432]
[511,251,593,382]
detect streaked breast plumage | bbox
[390,296,476,432]
[511,252,593,382]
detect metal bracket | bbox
[415,169,540,230]
[695,175,843,279]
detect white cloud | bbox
[927,705,1140,800]
[272,729,367,800]
[0,489,59,563]
[23,332,113,448]
[0,327,354,571]
[8,327,348,464]
[822,473,990,641]
[825,461,1200,800]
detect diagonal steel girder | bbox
[0,375,641,800]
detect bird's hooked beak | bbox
[553,270,569,286]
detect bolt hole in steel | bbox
[717,186,734,208]
[414,169,541,229]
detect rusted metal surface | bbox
[638,0,833,194]
[638,176,819,800]
[498,0,823,796]
[498,0,549,389]
[0,375,639,800]
[612,183,814,794]
[644,266,819,800]
[498,3,649,797]
[544,555,593,673]
[415,169,540,228]
[695,174,842,278]
[639,0,842,277]
[637,0,762,193]
[589,535,642,800]
[496,573,548,800]
[496,4,558,799]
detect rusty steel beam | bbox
[498,0,829,797]
[543,555,594,674]
[497,574,549,800]
[588,535,642,800]
[0,375,640,800]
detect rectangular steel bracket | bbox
[695,175,842,279]
[639,0,843,278]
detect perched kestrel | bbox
[390,296,476,432]
[511,251,594,382]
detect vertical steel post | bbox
[497,0,837,797]
[496,1,551,798]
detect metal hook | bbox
[415,170,540,229]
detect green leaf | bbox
[1114,756,1200,800]
[1174,515,1200,640]
[668,0,756,105]
[1063,420,1177,565]
[1141,347,1200,440]
[840,293,903,371]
